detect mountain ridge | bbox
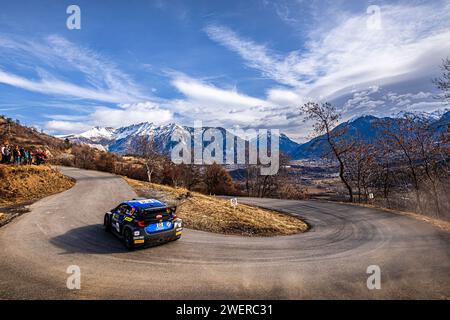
[65,111,450,160]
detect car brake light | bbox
[137,220,145,228]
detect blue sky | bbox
[0,0,449,141]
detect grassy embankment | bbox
[125,177,308,237]
[0,165,75,224]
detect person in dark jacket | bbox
[28,150,32,165]
[19,147,26,165]
[35,149,46,165]
[12,146,20,165]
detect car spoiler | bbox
[142,205,177,213]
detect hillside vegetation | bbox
[0,116,66,156]
[0,165,75,207]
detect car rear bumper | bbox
[133,227,182,246]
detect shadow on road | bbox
[50,224,175,254]
[50,224,129,254]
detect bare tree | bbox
[379,112,448,216]
[179,164,203,190]
[204,162,235,195]
[345,139,375,203]
[160,160,184,187]
[380,115,423,212]
[133,135,162,183]
[433,57,450,103]
[372,139,395,207]
[300,102,354,202]
[259,153,291,198]
[72,144,96,170]
[409,113,444,216]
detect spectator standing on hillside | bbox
[5,145,11,163]
[1,144,7,163]
[42,149,48,164]
[13,147,17,164]
[27,149,32,165]
[19,146,25,164]
[10,147,13,164]
[12,146,20,165]
[23,149,30,165]
[35,149,46,165]
[30,149,36,165]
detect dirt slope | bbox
[125,177,308,236]
[0,165,75,207]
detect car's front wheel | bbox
[123,228,135,251]
[104,214,111,232]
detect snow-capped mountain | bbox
[292,111,450,159]
[67,122,302,158]
[66,112,450,160]
[77,126,115,141]
[64,127,116,152]
[66,123,193,155]
[108,123,187,154]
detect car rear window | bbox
[140,207,172,221]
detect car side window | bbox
[119,204,133,216]
[124,205,132,216]
[116,204,125,215]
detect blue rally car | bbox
[103,198,183,250]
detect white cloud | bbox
[407,101,444,112]
[45,102,173,134]
[1,34,171,134]
[45,120,91,133]
[0,69,136,103]
[92,102,173,128]
[339,86,442,120]
[168,74,296,128]
[204,25,301,87]
[172,75,267,108]
[267,88,303,106]
[46,35,144,99]
[206,3,450,102]
[4,2,450,137]
[386,91,433,104]
[0,34,148,103]
[341,86,384,116]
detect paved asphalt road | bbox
[0,167,449,299]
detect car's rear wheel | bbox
[104,214,111,232]
[124,229,135,251]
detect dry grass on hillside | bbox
[0,165,75,207]
[125,177,308,237]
